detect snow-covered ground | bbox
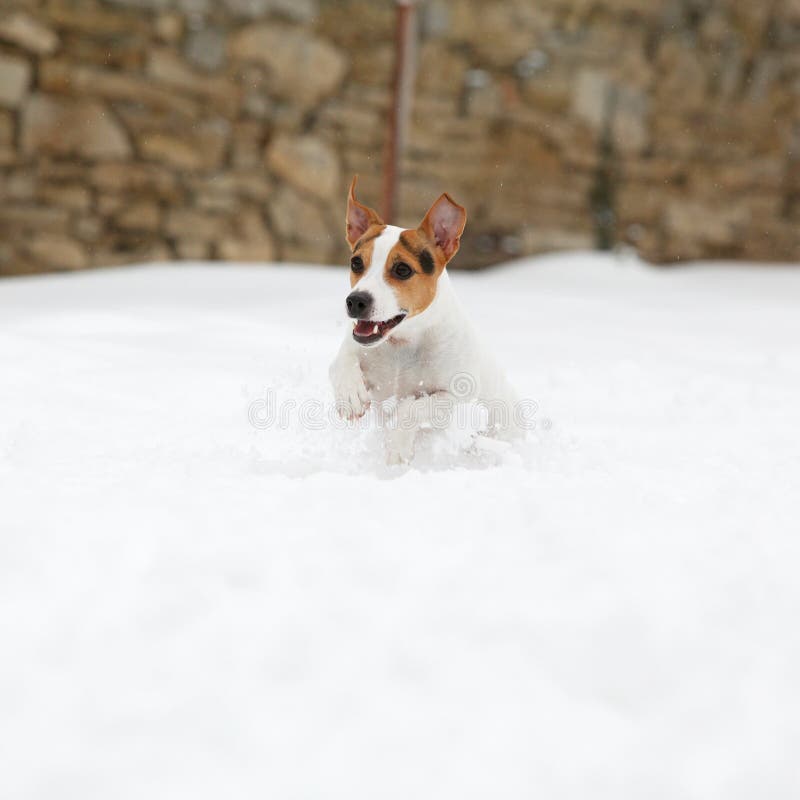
[1,253,799,799]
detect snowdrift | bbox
[1,253,798,798]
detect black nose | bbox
[346,291,373,319]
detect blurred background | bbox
[1,0,799,276]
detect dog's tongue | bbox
[354,320,378,336]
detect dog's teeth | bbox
[373,324,379,334]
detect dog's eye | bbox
[350,256,364,274]
[392,262,413,280]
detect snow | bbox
[1,252,799,799]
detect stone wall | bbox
[1,0,800,276]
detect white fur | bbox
[330,227,522,463]
[350,225,404,323]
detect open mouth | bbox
[352,313,406,345]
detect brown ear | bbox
[419,193,467,262]
[346,176,384,248]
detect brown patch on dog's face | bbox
[349,224,386,288]
[382,193,468,319]
[345,176,388,288]
[380,228,445,318]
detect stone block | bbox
[176,240,211,260]
[115,201,162,232]
[612,84,649,154]
[39,183,93,212]
[230,207,274,255]
[0,54,31,108]
[26,234,88,270]
[572,69,613,133]
[232,120,264,169]
[146,48,239,115]
[269,185,334,249]
[139,122,228,171]
[21,94,131,159]
[91,162,179,198]
[47,2,148,35]
[230,23,346,109]
[0,110,13,144]
[223,0,317,22]
[266,133,340,201]
[184,28,226,72]
[166,208,231,240]
[0,12,59,54]
[39,60,199,117]
[155,12,184,42]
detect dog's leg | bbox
[385,391,457,465]
[329,336,369,419]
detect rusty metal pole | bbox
[382,0,419,224]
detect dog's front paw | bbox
[331,365,370,420]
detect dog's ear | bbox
[346,175,384,248]
[419,193,467,262]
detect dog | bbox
[329,177,522,464]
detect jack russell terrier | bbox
[329,177,522,464]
